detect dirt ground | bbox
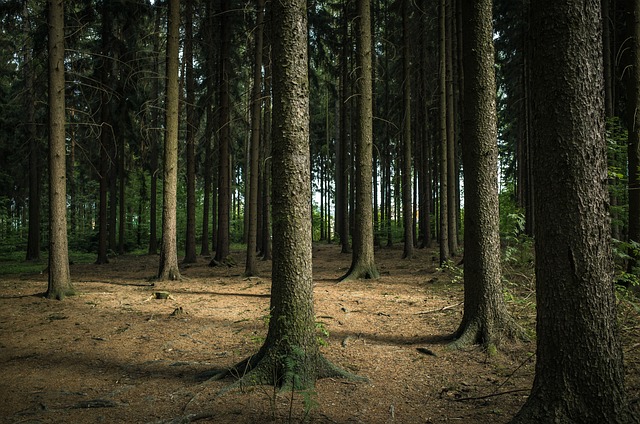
[1,243,638,424]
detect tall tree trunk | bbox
[337,0,351,254]
[446,0,458,256]
[148,3,161,256]
[25,2,40,261]
[183,0,197,264]
[118,130,126,255]
[451,0,521,349]
[439,0,450,264]
[96,2,111,265]
[245,0,265,277]
[213,0,356,388]
[212,0,232,266]
[46,0,74,300]
[341,0,379,281]
[512,0,635,421]
[401,0,414,259]
[157,0,181,281]
[627,0,640,274]
[261,35,273,261]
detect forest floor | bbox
[1,243,639,424]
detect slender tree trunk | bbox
[183,0,197,264]
[439,0,450,264]
[148,4,161,256]
[96,2,111,265]
[118,132,126,255]
[401,0,414,259]
[245,0,265,277]
[446,0,458,257]
[212,0,232,265]
[512,1,636,421]
[627,0,640,274]
[46,0,74,300]
[341,0,379,281]
[262,34,273,260]
[157,0,181,281]
[451,0,521,349]
[25,3,40,261]
[338,0,351,254]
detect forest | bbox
[0,0,639,423]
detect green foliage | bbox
[606,117,629,233]
[436,259,463,284]
[315,321,330,347]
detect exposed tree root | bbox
[448,316,527,351]
[182,347,367,419]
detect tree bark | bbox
[439,0,450,264]
[157,0,181,281]
[451,0,521,349]
[183,0,197,264]
[341,0,379,280]
[46,0,74,300]
[214,0,356,389]
[212,0,232,266]
[401,0,414,260]
[511,1,636,422]
[25,2,40,261]
[627,0,640,274]
[244,0,265,277]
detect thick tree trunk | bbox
[511,1,636,422]
[46,0,74,300]
[157,0,181,281]
[452,0,521,349]
[341,0,379,281]
[214,0,356,389]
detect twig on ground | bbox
[416,302,463,315]
[454,389,529,402]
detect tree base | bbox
[339,262,380,281]
[448,316,527,350]
[209,256,236,267]
[210,347,367,395]
[44,287,76,301]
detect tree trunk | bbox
[148,3,161,256]
[337,0,351,254]
[452,0,521,349]
[212,0,232,266]
[446,0,458,257]
[183,0,197,264]
[214,0,356,388]
[401,0,414,260]
[157,0,181,281]
[341,0,379,281]
[261,37,273,261]
[627,0,640,274]
[439,0,450,265]
[244,0,265,277]
[25,3,40,261]
[46,0,74,300]
[511,1,636,421]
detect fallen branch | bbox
[416,301,463,315]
